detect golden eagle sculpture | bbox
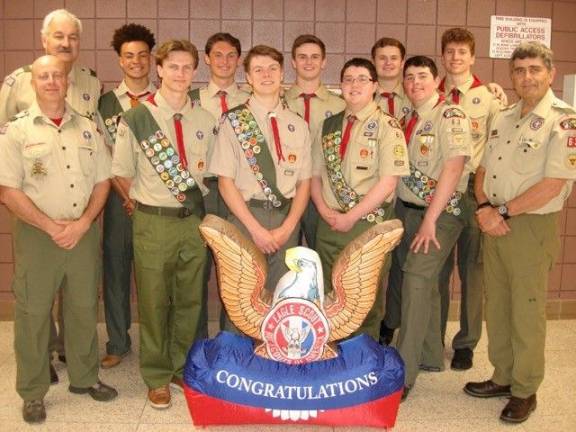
[199,215,404,363]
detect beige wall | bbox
[0,0,575,309]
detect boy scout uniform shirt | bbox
[0,102,111,220]
[439,74,501,172]
[482,88,576,214]
[195,81,250,120]
[208,95,312,201]
[375,81,412,119]
[284,84,345,138]
[97,80,157,147]
[112,92,213,207]
[0,64,101,124]
[312,101,410,210]
[396,93,472,207]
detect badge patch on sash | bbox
[567,137,576,148]
[443,108,465,119]
[560,118,576,130]
[530,118,543,130]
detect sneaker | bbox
[22,399,46,424]
[148,385,171,410]
[69,380,118,402]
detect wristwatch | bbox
[497,203,510,220]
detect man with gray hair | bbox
[0,55,116,424]
[464,41,576,423]
[0,8,102,380]
[0,8,100,123]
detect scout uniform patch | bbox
[560,117,576,130]
[98,91,124,142]
[443,107,466,119]
[226,104,288,209]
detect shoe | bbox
[419,364,442,372]
[58,354,66,364]
[464,380,511,398]
[22,399,46,424]
[69,380,118,402]
[170,376,184,392]
[379,323,395,346]
[500,395,537,423]
[148,385,171,410]
[451,348,473,370]
[100,352,128,369]
[401,386,411,402]
[50,363,58,385]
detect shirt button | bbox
[70,184,74,188]
[506,140,510,144]
[493,175,497,179]
[73,203,77,207]
[498,156,502,160]
[66,165,70,169]
[62,146,66,150]
[515,125,519,128]
[492,193,496,197]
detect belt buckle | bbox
[178,207,192,218]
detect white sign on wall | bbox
[490,15,551,59]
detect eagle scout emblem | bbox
[83,131,92,140]
[530,118,543,131]
[31,159,48,177]
[261,298,329,364]
[196,130,204,140]
[567,137,576,148]
[288,124,295,132]
[83,93,90,101]
[472,97,481,104]
[560,117,576,130]
[288,153,297,163]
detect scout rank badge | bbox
[31,159,48,177]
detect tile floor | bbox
[0,320,575,431]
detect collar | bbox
[345,101,378,122]
[415,92,441,116]
[285,83,330,101]
[116,80,156,97]
[30,101,76,126]
[207,80,242,98]
[439,74,482,95]
[378,80,404,96]
[247,95,284,119]
[150,91,194,121]
[514,88,555,120]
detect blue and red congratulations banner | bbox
[184,332,404,428]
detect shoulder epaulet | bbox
[13,110,29,120]
[22,65,32,73]
[552,98,576,114]
[500,103,516,112]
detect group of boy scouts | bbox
[0,8,574,426]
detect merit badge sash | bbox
[188,88,201,107]
[98,91,123,142]
[226,104,288,209]
[401,164,462,216]
[321,112,390,223]
[122,104,205,216]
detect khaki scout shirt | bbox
[0,64,101,124]
[112,92,214,207]
[396,93,472,206]
[208,95,312,201]
[481,89,576,214]
[0,102,111,220]
[196,81,251,120]
[284,84,345,138]
[312,101,410,211]
[439,74,501,172]
[375,81,412,119]
[96,80,157,146]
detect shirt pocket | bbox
[469,115,487,141]
[511,138,544,174]
[279,143,304,178]
[22,142,53,178]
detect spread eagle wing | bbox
[324,219,404,342]
[199,215,271,340]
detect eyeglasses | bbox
[342,75,374,85]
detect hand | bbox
[476,206,503,233]
[318,206,339,226]
[487,82,508,106]
[329,212,356,233]
[250,225,280,255]
[485,219,511,237]
[270,225,293,249]
[410,217,440,254]
[123,198,135,216]
[52,218,91,249]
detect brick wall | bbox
[1,0,575,308]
